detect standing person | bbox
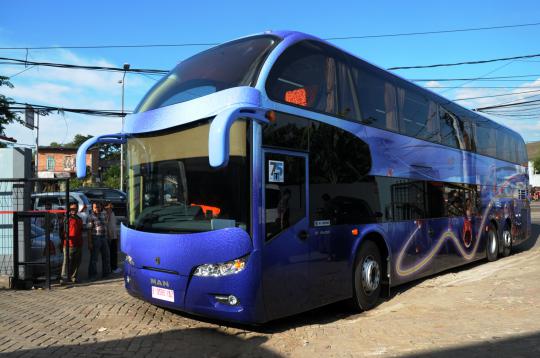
[60,203,84,284]
[105,202,121,274]
[88,202,111,280]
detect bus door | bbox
[261,149,310,319]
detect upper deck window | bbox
[135,35,278,113]
[266,41,355,119]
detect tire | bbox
[501,225,512,257]
[350,240,382,311]
[486,224,499,262]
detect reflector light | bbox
[265,110,276,122]
[351,228,359,236]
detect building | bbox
[37,146,98,179]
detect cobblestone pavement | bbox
[1,211,540,357]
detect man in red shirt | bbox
[60,203,84,284]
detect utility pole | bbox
[119,63,130,192]
[35,112,39,177]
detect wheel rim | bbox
[361,256,380,295]
[503,230,511,248]
[489,231,497,255]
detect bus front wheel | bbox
[486,225,499,262]
[351,240,382,311]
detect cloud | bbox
[425,80,442,88]
[1,48,156,145]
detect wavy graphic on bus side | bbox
[395,174,522,277]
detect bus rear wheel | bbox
[351,240,382,311]
[501,225,512,257]
[486,225,499,262]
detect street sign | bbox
[25,105,35,129]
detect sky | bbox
[2,0,540,146]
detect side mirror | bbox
[208,106,270,168]
[76,133,126,178]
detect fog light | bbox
[227,295,238,306]
[215,294,240,306]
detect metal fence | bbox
[0,178,69,287]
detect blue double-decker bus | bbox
[77,31,530,324]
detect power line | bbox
[452,89,540,101]
[475,99,540,111]
[2,21,540,50]
[389,53,540,71]
[412,74,540,81]
[326,21,540,40]
[0,57,168,75]
[10,101,132,117]
[426,86,540,89]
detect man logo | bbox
[150,278,170,288]
[155,257,160,265]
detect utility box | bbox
[0,148,32,279]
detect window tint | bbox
[262,112,309,150]
[136,36,277,112]
[266,41,344,116]
[387,180,426,221]
[349,64,398,131]
[398,88,439,141]
[496,129,511,162]
[444,184,478,217]
[461,117,476,152]
[309,121,376,225]
[475,121,497,157]
[265,153,306,240]
[517,134,528,163]
[439,106,460,148]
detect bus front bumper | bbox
[123,252,265,324]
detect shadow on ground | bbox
[0,328,280,358]
[399,331,540,358]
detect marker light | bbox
[351,228,359,236]
[265,110,276,122]
[125,254,135,266]
[193,256,248,277]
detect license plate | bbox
[151,286,175,302]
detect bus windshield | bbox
[126,120,249,233]
[135,35,278,113]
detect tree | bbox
[533,157,540,174]
[102,165,120,188]
[0,76,23,146]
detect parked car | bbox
[73,187,127,218]
[29,223,63,278]
[32,192,92,225]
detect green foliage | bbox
[0,76,23,136]
[102,164,120,188]
[69,166,91,189]
[533,157,540,174]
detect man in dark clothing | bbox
[60,203,84,284]
[88,202,110,280]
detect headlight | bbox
[125,254,135,266]
[193,256,247,277]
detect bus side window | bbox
[349,63,399,132]
[439,106,460,149]
[266,41,341,117]
[476,121,497,157]
[397,87,439,142]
